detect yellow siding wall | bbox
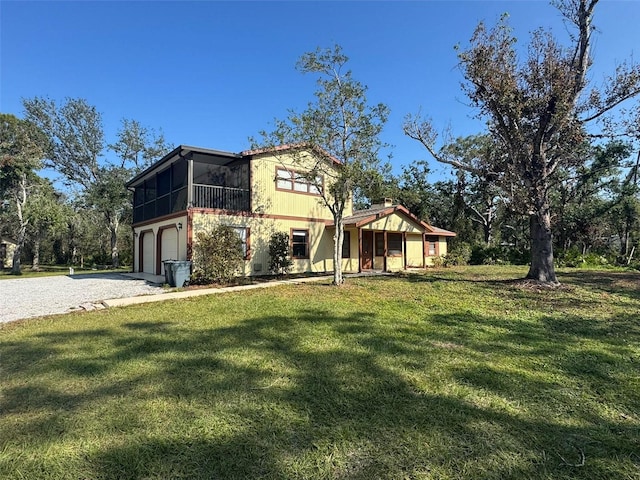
[439,237,448,257]
[406,234,424,268]
[250,151,353,220]
[192,212,339,276]
[386,256,404,272]
[364,215,422,233]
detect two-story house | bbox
[125,144,455,278]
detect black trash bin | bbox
[163,260,176,286]
[171,261,192,288]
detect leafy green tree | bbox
[552,141,632,255]
[254,45,389,285]
[268,231,293,275]
[109,118,170,172]
[25,179,69,270]
[440,135,505,246]
[0,113,47,274]
[23,97,170,267]
[192,225,244,284]
[405,0,640,284]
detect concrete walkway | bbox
[103,275,334,308]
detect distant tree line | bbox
[1,99,170,274]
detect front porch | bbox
[336,201,456,273]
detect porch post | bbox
[422,233,426,268]
[403,232,407,269]
[383,231,388,272]
[358,228,363,273]
[187,155,194,207]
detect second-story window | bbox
[276,168,322,195]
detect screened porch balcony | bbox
[192,184,251,212]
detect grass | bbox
[1,265,638,479]
[0,265,130,279]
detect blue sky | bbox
[1,1,639,181]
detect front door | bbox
[362,230,374,270]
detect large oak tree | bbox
[405,0,640,283]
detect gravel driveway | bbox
[0,273,164,324]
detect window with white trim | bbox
[276,168,322,195]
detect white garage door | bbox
[141,232,155,274]
[160,228,178,275]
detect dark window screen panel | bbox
[144,201,155,220]
[134,187,144,207]
[171,187,187,213]
[156,195,171,217]
[172,159,187,189]
[144,178,156,202]
[133,206,144,223]
[157,168,171,197]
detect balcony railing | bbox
[193,184,250,212]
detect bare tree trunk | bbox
[526,212,558,283]
[484,221,492,246]
[11,175,29,275]
[108,213,120,268]
[31,236,41,271]
[12,228,25,275]
[110,224,119,268]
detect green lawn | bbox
[1,266,638,479]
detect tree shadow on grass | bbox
[559,269,640,301]
[1,306,638,479]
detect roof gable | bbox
[338,205,456,236]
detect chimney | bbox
[373,198,394,208]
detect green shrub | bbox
[444,242,472,266]
[556,248,612,268]
[269,231,292,275]
[431,255,445,268]
[470,244,529,266]
[191,225,244,285]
